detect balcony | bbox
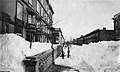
[26,23,36,32]
[16,17,24,28]
[26,7,36,15]
[35,14,42,21]
[36,28,50,37]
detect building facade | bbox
[0,0,54,42]
[76,28,115,45]
[52,28,64,44]
[112,13,120,40]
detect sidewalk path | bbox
[45,64,80,72]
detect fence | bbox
[23,45,63,72]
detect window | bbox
[17,1,23,20]
[45,26,47,32]
[1,22,9,34]
[28,0,32,5]
[45,14,48,21]
[41,0,44,16]
[118,15,120,18]
[48,18,50,24]
[42,26,45,32]
[48,29,49,33]
[56,36,59,43]
[33,16,36,24]
[36,22,41,28]
[116,30,118,34]
[115,21,118,26]
[49,11,52,19]
[41,0,44,5]
[17,27,22,35]
[41,8,44,16]
[37,1,41,13]
[45,2,48,11]
[28,15,32,23]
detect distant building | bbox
[76,28,115,45]
[112,13,120,40]
[52,28,65,44]
[0,0,54,42]
[77,35,84,45]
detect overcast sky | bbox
[49,0,120,40]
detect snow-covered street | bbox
[1,33,120,72]
[55,41,120,72]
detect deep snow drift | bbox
[55,41,120,72]
[0,34,51,72]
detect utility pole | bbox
[67,46,70,58]
[62,43,64,59]
[51,41,54,64]
[48,27,55,65]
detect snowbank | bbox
[0,34,51,72]
[55,41,120,72]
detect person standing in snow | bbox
[61,43,65,59]
[67,45,70,58]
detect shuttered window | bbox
[17,2,23,20]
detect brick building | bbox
[76,28,115,45]
[112,13,120,40]
[52,28,64,44]
[0,0,54,42]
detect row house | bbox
[112,13,120,40]
[52,28,65,44]
[0,0,54,43]
[76,28,115,45]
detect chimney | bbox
[103,27,106,30]
[81,35,83,37]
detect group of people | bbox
[61,43,71,59]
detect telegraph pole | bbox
[48,27,55,65]
[67,46,70,58]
